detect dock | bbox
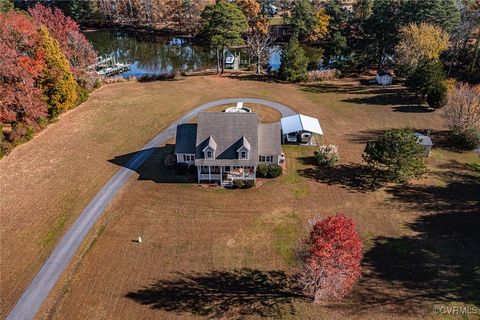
[88,54,130,77]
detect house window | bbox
[259,155,273,163]
[240,151,247,159]
[206,150,213,159]
[183,154,194,162]
[224,166,231,172]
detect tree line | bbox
[8,0,479,83]
[0,3,98,158]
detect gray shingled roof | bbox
[258,123,282,155]
[175,124,197,154]
[203,136,218,151]
[195,112,259,166]
[237,136,251,151]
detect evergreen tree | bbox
[199,0,248,74]
[323,0,350,61]
[38,27,78,118]
[406,60,446,97]
[289,0,315,39]
[278,36,308,82]
[363,0,400,68]
[426,84,448,109]
[363,129,427,183]
[400,0,460,33]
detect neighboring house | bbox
[281,114,323,144]
[175,112,284,186]
[376,70,393,85]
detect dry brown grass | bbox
[1,75,478,320]
[189,103,282,124]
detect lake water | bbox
[84,30,284,77]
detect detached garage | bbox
[281,114,323,145]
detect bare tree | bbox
[445,83,480,149]
[246,32,275,74]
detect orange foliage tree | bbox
[0,11,47,127]
[28,4,96,82]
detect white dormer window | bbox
[237,136,251,160]
[206,149,213,159]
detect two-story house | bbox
[174,112,283,186]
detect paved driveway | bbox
[6,98,296,320]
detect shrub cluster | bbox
[256,164,269,177]
[314,145,339,167]
[256,163,283,178]
[232,179,255,189]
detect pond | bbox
[84,30,288,77]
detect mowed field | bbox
[1,75,479,319]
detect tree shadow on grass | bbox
[109,144,193,183]
[125,269,305,318]
[297,160,382,192]
[343,169,479,315]
[226,73,278,83]
[322,169,480,316]
[300,82,370,94]
[342,93,428,112]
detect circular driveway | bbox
[6,98,296,320]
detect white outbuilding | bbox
[376,70,393,86]
[414,132,433,157]
[281,114,323,145]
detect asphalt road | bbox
[6,98,296,320]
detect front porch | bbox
[198,166,256,185]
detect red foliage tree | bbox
[28,4,96,77]
[296,215,363,302]
[0,11,47,126]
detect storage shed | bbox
[376,70,393,85]
[414,132,433,157]
[281,114,323,145]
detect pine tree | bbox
[199,0,248,74]
[38,27,78,118]
[406,60,446,97]
[278,36,308,82]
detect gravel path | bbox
[6,98,296,320]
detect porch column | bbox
[220,166,223,184]
[197,166,200,183]
[208,166,211,181]
[242,166,245,179]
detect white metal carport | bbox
[281,114,323,135]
